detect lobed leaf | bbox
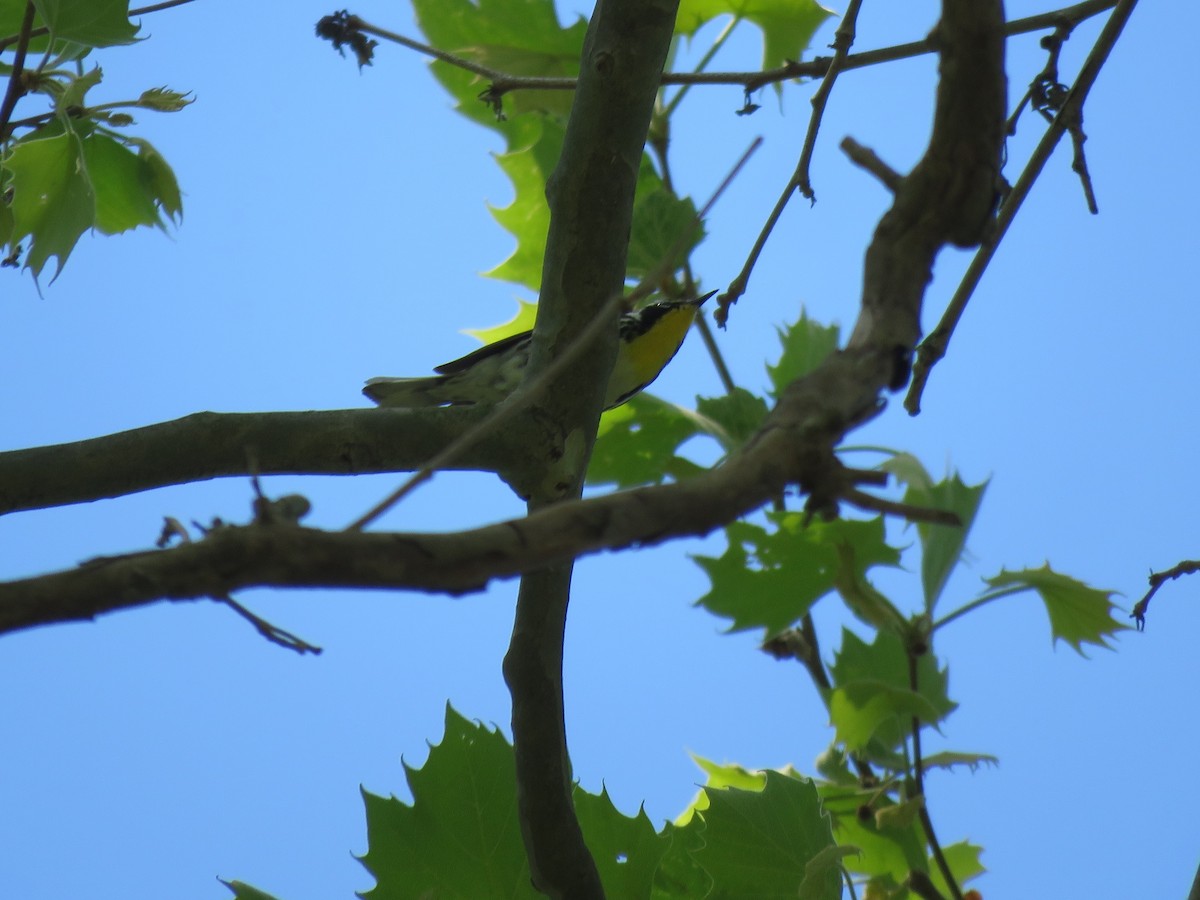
[986,564,1127,654]
[693,771,840,899]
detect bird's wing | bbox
[432,329,533,375]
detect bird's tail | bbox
[362,376,453,407]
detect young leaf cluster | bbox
[0,0,188,280]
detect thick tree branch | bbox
[0,343,888,636]
[1,0,1008,647]
[0,407,519,516]
[500,2,680,897]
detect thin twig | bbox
[0,2,36,141]
[909,653,963,900]
[905,0,1140,414]
[840,136,902,192]
[716,0,862,324]
[344,138,762,531]
[319,2,1119,109]
[1131,559,1200,630]
[215,594,323,655]
[797,0,863,201]
[843,488,962,527]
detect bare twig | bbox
[1131,559,1200,630]
[797,0,864,201]
[216,593,322,655]
[906,0,1140,414]
[843,488,962,527]
[840,137,903,192]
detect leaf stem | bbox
[931,584,1029,632]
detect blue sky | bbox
[2,1,1197,898]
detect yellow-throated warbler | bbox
[363,292,713,410]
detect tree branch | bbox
[0,407,517,516]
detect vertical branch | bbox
[503,1,680,897]
[0,2,37,141]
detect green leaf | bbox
[484,116,562,291]
[652,815,711,899]
[877,451,933,494]
[219,881,285,900]
[695,514,899,636]
[919,750,999,774]
[358,705,534,900]
[626,165,704,279]
[695,388,769,450]
[588,393,715,488]
[693,772,840,900]
[31,0,138,47]
[3,126,95,280]
[905,472,988,613]
[766,311,840,398]
[574,787,671,899]
[676,755,770,827]
[816,782,927,886]
[828,629,956,753]
[986,564,1127,654]
[412,0,585,125]
[675,0,833,73]
[928,840,986,896]
[81,133,165,233]
[412,0,584,291]
[56,64,103,111]
[126,137,182,222]
[136,85,192,112]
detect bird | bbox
[363,292,714,411]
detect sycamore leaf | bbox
[986,564,1127,654]
[3,126,94,280]
[485,116,563,290]
[412,0,583,292]
[589,393,717,488]
[81,133,167,233]
[56,65,103,111]
[828,629,956,752]
[575,787,671,899]
[816,783,926,886]
[767,310,840,398]
[675,0,833,73]
[695,514,898,636]
[626,163,704,279]
[652,814,712,898]
[32,0,138,47]
[696,388,769,450]
[693,772,840,900]
[358,706,533,899]
[676,754,773,827]
[877,451,933,494]
[125,137,183,222]
[905,472,988,613]
[919,751,999,774]
[928,841,986,896]
[219,881,285,900]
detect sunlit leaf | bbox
[767,310,840,398]
[694,772,840,899]
[986,565,1127,654]
[3,126,94,280]
[695,515,898,636]
[828,629,956,752]
[358,705,533,899]
[905,472,988,613]
[32,0,138,47]
[575,787,671,899]
[589,393,717,488]
[696,388,768,450]
[676,0,833,75]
